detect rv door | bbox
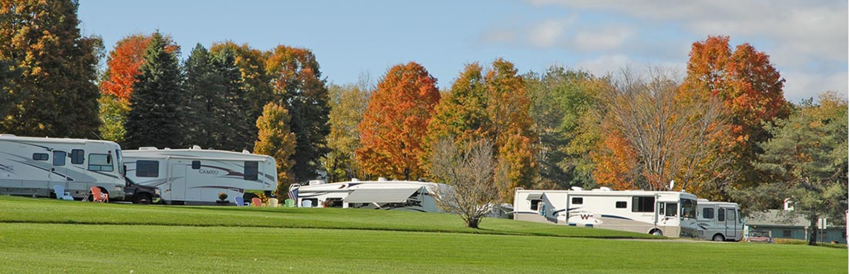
[50,150,68,187]
[168,163,187,202]
[723,207,738,240]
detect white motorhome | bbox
[513,187,700,238]
[0,134,126,200]
[290,179,441,212]
[697,199,743,241]
[122,146,276,205]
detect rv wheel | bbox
[650,229,662,236]
[712,234,725,241]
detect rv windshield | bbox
[680,198,697,219]
[116,149,123,176]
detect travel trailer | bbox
[514,187,700,238]
[0,134,126,200]
[290,179,442,212]
[696,199,743,241]
[514,189,571,224]
[122,146,276,205]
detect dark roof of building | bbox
[747,209,810,227]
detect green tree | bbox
[124,32,184,149]
[746,92,848,245]
[182,44,225,149]
[323,81,370,182]
[0,58,20,121]
[212,47,252,151]
[266,45,330,183]
[0,0,103,137]
[254,102,297,197]
[525,67,606,189]
[98,93,130,144]
[423,59,535,201]
[210,41,272,135]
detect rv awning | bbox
[526,193,543,200]
[343,187,422,203]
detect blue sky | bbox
[78,0,847,102]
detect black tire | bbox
[651,229,663,236]
[135,193,152,205]
[713,234,725,241]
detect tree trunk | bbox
[808,215,818,246]
[467,217,480,229]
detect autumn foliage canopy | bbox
[357,62,440,180]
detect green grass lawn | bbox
[0,196,655,238]
[0,196,846,273]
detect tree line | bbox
[1,1,845,232]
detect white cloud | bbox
[574,55,686,77]
[571,26,635,51]
[529,20,570,47]
[574,55,634,75]
[526,0,848,62]
[526,0,848,102]
[782,70,848,102]
[480,16,635,52]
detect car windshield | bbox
[681,198,697,219]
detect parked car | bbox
[123,177,160,204]
[745,230,774,243]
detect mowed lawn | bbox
[0,196,846,273]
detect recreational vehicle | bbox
[514,189,571,224]
[0,134,126,200]
[697,199,743,241]
[290,179,442,212]
[122,146,276,205]
[513,187,700,238]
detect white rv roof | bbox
[343,186,422,203]
[123,148,272,161]
[0,135,117,145]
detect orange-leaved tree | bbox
[423,59,536,201]
[99,33,178,144]
[680,35,789,193]
[265,45,330,183]
[254,101,297,197]
[357,62,440,180]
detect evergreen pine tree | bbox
[182,44,225,149]
[124,32,184,149]
[212,48,252,151]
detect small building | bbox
[745,209,847,244]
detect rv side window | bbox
[702,208,714,219]
[192,160,201,170]
[244,161,258,180]
[665,203,678,217]
[136,160,159,177]
[718,208,725,222]
[615,201,627,208]
[632,196,655,212]
[726,208,735,222]
[530,199,541,211]
[572,197,583,205]
[88,154,114,172]
[71,149,84,164]
[53,151,66,166]
[33,153,48,161]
